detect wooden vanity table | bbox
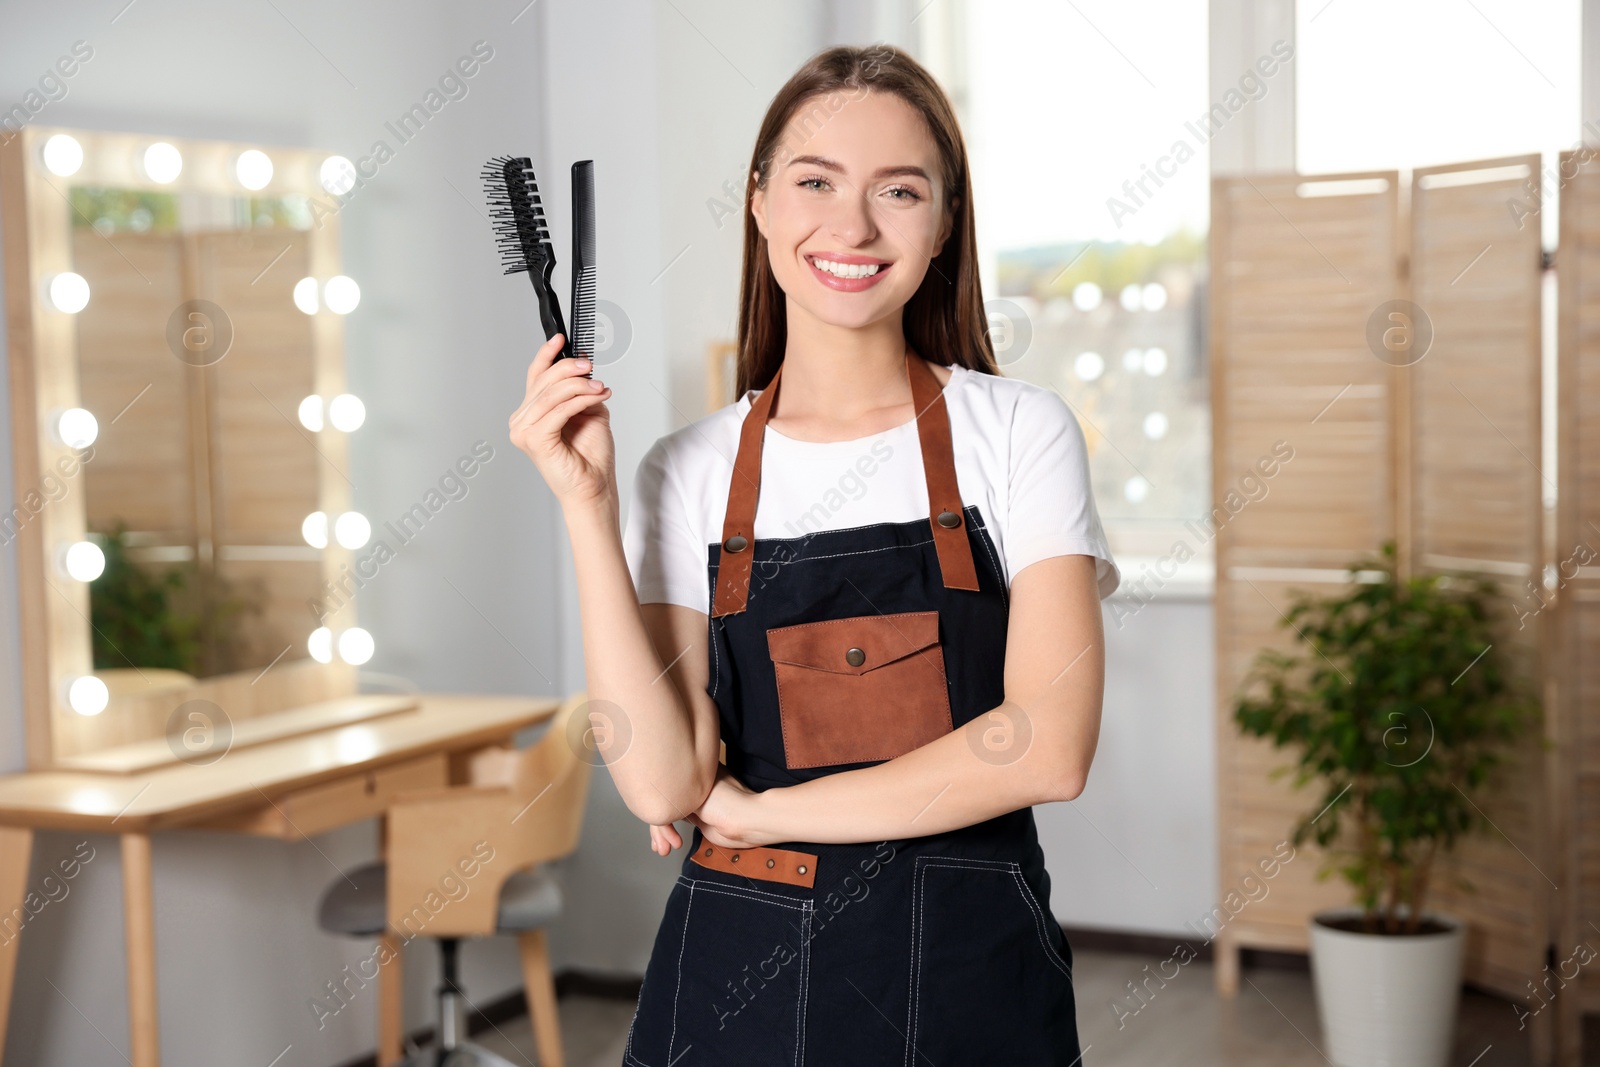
[0,691,560,1066]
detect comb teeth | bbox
[481,154,552,275]
[572,266,596,353]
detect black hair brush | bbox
[483,155,596,376]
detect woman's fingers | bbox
[525,332,565,392]
[517,369,605,436]
[512,351,590,427]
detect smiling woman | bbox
[509,41,1118,1067]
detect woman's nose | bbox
[828,189,878,246]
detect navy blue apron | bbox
[623,350,1083,1066]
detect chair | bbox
[317,691,595,1066]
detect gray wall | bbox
[0,2,1219,1063]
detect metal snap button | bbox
[796,864,807,874]
[723,534,749,553]
[703,847,713,857]
[845,647,866,667]
[936,510,961,529]
[766,858,775,868]
[731,852,740,861]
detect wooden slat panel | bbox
[1554,149,1600,1065]
[1411,155,1548,1008]
[1210,171,1401,977]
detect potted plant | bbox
[1232,540,1538,1067]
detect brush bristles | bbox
[481,154,553,276]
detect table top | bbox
[0,692,559,832]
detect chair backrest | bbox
[507,690,595,868]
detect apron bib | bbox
[624,350,1084,1066]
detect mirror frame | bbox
[0,124,359,770]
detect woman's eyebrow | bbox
[786,154,930,181]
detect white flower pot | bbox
[1308,907,1465,1067]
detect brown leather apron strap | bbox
[906,349,980,592]
[690,841,818,888]
[710,348,979,617]
[710,361,782,617]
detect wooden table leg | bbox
[0,827,33,1062]
[377,932,403,1065]
[122,833,159,1067]
[377,814,403,1065]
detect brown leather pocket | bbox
[766,610,954,769]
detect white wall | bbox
[0,2,1226,1062]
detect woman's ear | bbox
[933,195,959,257]
[750,170,768,239]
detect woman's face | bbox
[750,89,954,331]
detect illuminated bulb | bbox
[302,511,328,549]
[235,149,273,191]
[41,134,83,177]
[328,394,365,432]
[142,142,182,184]
[323,275,360,315]
[308,626,333,664]
[1124,476,1150,504]
[334,511,371,549]
[297,395,324,431]
[1073,351,1105,382]
[1120,284,1142,311]
[47,272,90,313]
[337,627,375,666]
[1123,348,1144,372]
[1143,412,1169,440]
[68,675,109,716]
[1143,347,1169,376]
[62,540,106,582]
[56,408,99,448]
[1142,283,1168,311]
[320,155,357,196]
[1071,282,1101,312]
[293,276,319,314]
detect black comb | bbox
[568,160,596,374]
[482,154,569,358]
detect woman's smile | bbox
[805,251,895,291]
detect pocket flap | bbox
[767,611,941,677]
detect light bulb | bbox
[1143,412,1169,440]
[1142,283,1168,311]
[328,394,365,432]
[1144,347,1169,376]
[41,134,83,177]
[68,675,109,716]
[302,511,328,549]
[308,627,333,664]
[1071,282,1101,312]
[235,149,273,191]
[56,408,99,448]
[142,142,182,184]
[62,540,105,582]
[1120,284,1142,311]
[298,395,324,431]
[293,277,319,315]
[323,275,360,315]
[47,272,90,313]
[337,627,374,665]
[320,155,357,196]
[1073,351,1105,382]
[334,511,371,549]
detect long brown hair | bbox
[733,44,997,398]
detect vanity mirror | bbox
[2,125,388,771]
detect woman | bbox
[511,43,1119,1066]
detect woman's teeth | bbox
[810,257,884,278]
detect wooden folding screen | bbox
[1209,169,1402,992]
[1211,156,1562,1056]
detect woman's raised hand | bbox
[509,333,616,508]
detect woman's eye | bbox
[886,186,923,202]
[799,177,830,191]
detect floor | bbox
[468,946,1548,1066]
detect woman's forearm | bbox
[563,498,715,824]
[753,698,1088,845]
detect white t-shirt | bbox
[622,363,1121,614]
